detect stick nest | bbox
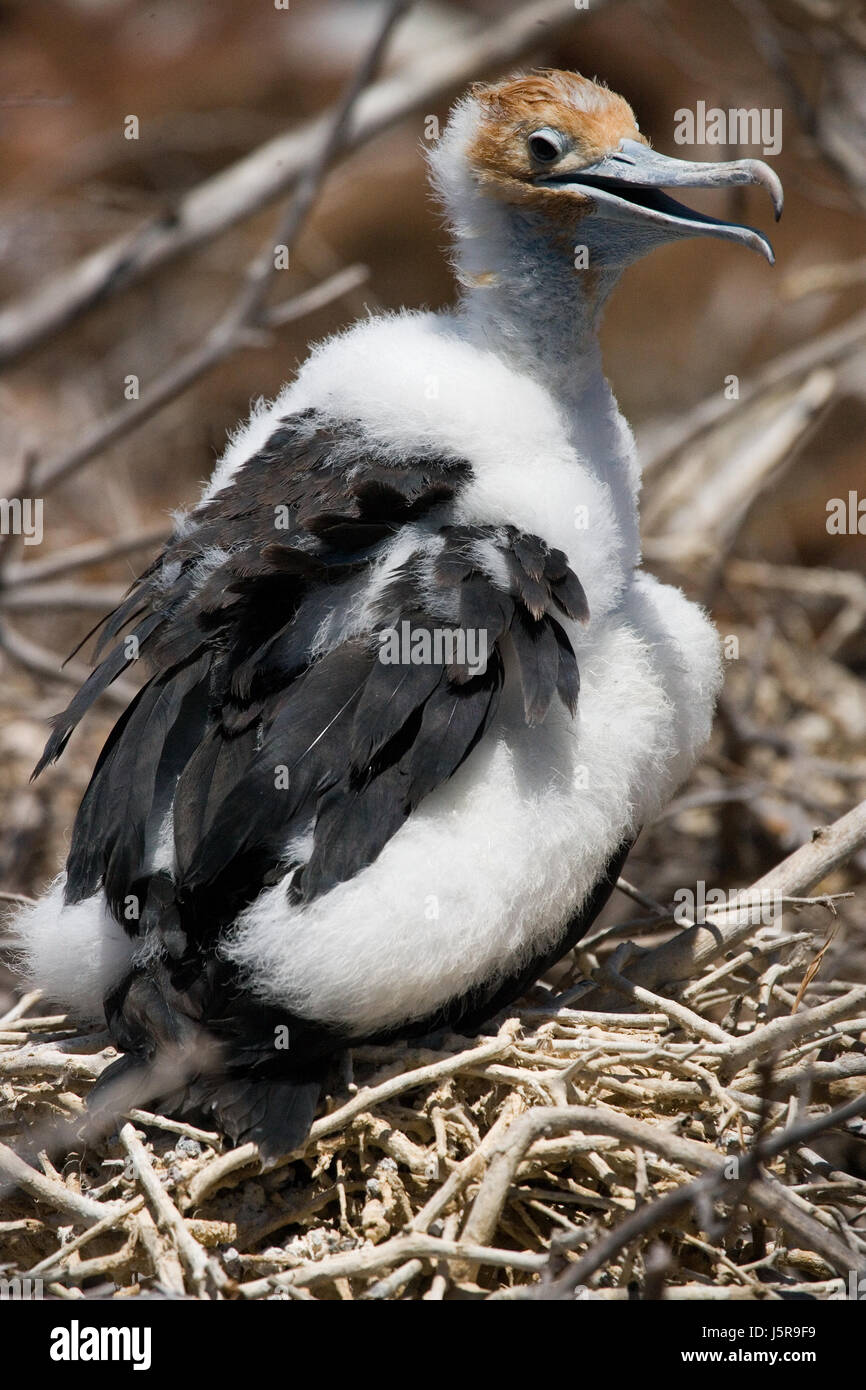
[2,908,865,1300]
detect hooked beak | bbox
[537,138,783,263]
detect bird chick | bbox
[10,70,781,1157]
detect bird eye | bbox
[528,129,564,163]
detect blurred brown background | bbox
[1,0,864,1007]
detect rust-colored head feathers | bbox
[465,70,646,208]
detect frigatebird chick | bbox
[11,70,782,1156]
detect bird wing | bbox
[39,408,588,939]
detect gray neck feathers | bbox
[449,199,642,567]
[452,202,622,402]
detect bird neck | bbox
[452,205,621,405]
[449,204,642,570]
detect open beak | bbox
[537,138,783,263]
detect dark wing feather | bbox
[34,611,164,776]
[550,615,581,716]
[172,725,259,879]
[101,656,210,919]
[300,654,503,901]
[510,607,561,726]
[349,626,444,769]
[180,640,376,898]
[64,681,154,903]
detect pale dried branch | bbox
[119,1123,228,1297]
[0,0,590,368]
[614,799,866,994]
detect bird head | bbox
[430,70,783,279]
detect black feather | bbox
[181,642,374,895]
[64,682,154,903]
[33,611,163,776]
[173,726,258,878]
[550,615,580,716]
[179,1076,321,1162]
[512,532,548,581]
[509,607,561,725]
[551,567,590,623]
[349,629,444,769]
[302,657,503,901]
[102,659,208,919]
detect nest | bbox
[2,888,865,1300]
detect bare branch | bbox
[0,0,593,369]
[1,527,171,590]
[615,799,866,994]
